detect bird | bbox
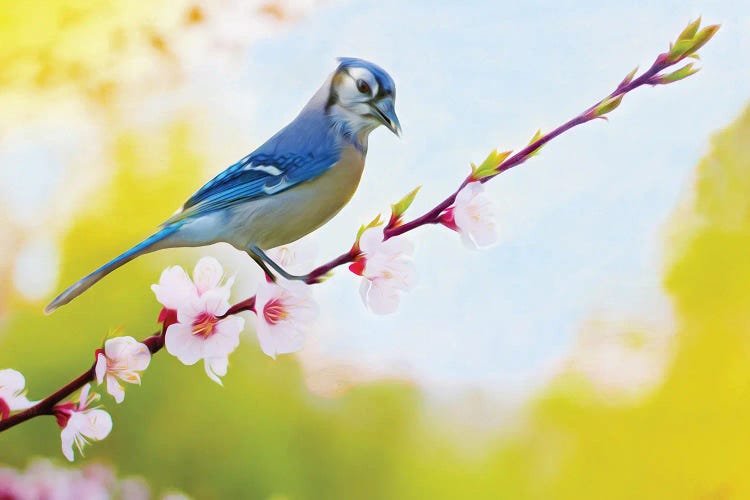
[45,57,401,314]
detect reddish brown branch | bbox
[0,332,164,433]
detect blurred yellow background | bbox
[1,0,750,498]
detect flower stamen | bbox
[192,313,218,338]
[263,299,289,325]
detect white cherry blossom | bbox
[351,228,416,314]
[443,182,497,248]
[268,239,317,276]
[55,384,112,462]
[164,288,245,385]
[254,279,318,359]
[151,256,233,312]
[0,369,35,418]
[153,257,244,385]
[95,336,151,403]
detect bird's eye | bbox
[356,79,371,95]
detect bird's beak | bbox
[370,97,401,136]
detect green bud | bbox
[593,94,623,117]
[669,23,720,61]
[619,66,639,88]
[471,149,512,179]
[659,63,700,83]
[527,129,544,157]
[355,213,383,242]
[689,24,720,54]
[390,186,422,221]
[678,17,701,42]
[668,39,694,61]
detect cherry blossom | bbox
[0,459,190,499]
[55,384,112,462]
[153,257,245,385]
[440,182,497,248]
[268,239,317,276]
[0,369,35,419]
[151,256,234,312]
[95,336,151,403]
[350,228,416,314]
[254,279,319,359]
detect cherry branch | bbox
[0,19,718,434]
[310,19,718,276]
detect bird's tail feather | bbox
[44,226,179,314]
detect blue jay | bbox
[45,58,400,314]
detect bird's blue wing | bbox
[163,149,340,225]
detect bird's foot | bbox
[248,246,310,283]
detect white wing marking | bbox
[262,176,291,195]
[244,163,283,176]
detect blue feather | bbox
[44,225,181,314]
[337,57,396,98]
[166,101,344,223]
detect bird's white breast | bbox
[223,145,366,250]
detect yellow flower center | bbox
[192,313,218,338]
[263,299,289,325]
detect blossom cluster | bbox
[0,458,189,499]
[352,181,497,313]
[0,181,497,461]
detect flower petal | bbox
[95,354,107,385]
[129,345,152,372]
[106,375,125,404]
[151,266,197,310]
[254,279,317,359]
[264,322,305,357]
[60,424,77,462]
[378,235,414,258]
[203,316,244,358]
[78,384,91,408]
[105,337,151,372]
[453,182,497,249]
[0,369,26,396]
[358,227,384,254]
[81,409,113,440]
[165,323,204,365]
[364,279,401,314]
[199,287,231,317]
[268,239,317,275]
[192,257,224,296]
[204,357,228,385]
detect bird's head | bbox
[327,57,401,139]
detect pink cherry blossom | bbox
[350,227,416,314]
[95,336,151,403]
[153,257,245,385]
[0,369,35,419]
[0,466,24,499]
[151,256,234,311]
[0,459,190,498]
[441,182,497,248]
[55,384,112,462]
[254,279,319,359]
[268,239,317,276]
[21,460,113,499]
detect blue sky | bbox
[216,0,750,396]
